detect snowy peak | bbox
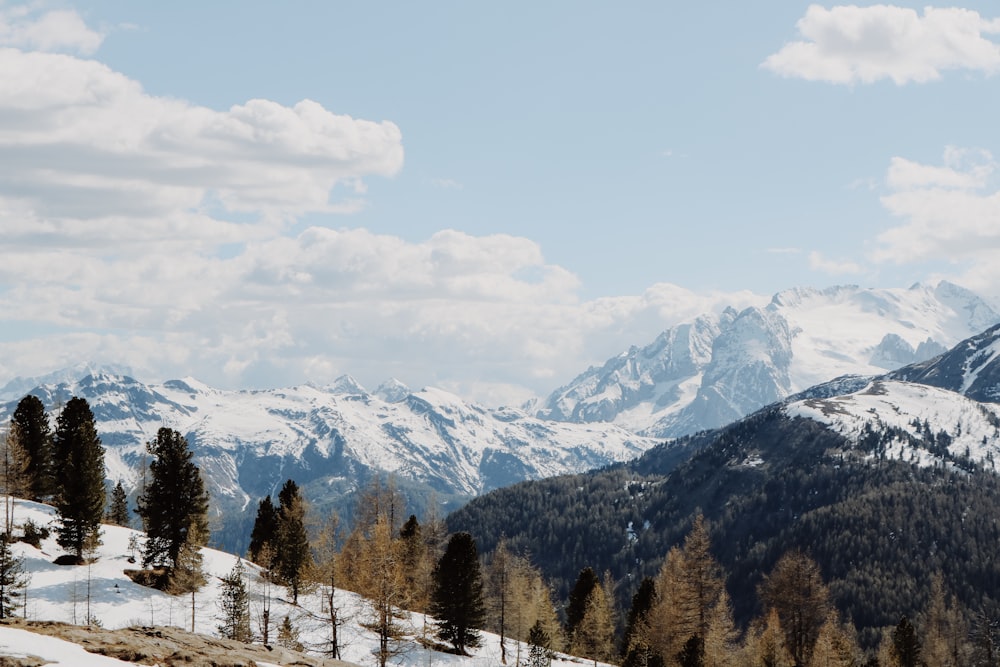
[540,282,1000,438]
[375,378,411,403]
[890,323,1000,403]
[785,379,1000,471]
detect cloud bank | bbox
[0,8,763,405]
[764,5,1000,84]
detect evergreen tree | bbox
[106,480,130,527]
[431,532,486,655]
[275,479,311,604]
[528,620,553,667]
[11,395,54,501]
[891,616,921,667]
[136,428,209,579]
[0,533,28,618]
[248,495,278,565]
[399,514,430,613]
[623,577,659,667]
[566,567,600,641]
[218,558,252,642]
[52,397,106,560]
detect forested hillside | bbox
[448,400,1000,647]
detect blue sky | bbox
[1,1,998,404]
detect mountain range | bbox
[536,281,998,437]
[447,320,1000,644]
[1,280,996,557]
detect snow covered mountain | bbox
[538,281,999,438]
[0,373,659,546]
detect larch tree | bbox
[136,427,209,589]
[52,397,106,561]
[807,610,860,667]
[649,514,726,666]
[486,537,513,663]
[431,531,486,655]
[758,550,830,667]
[11,395,54,501]
[702,589,738,667]
[276,479,311,604]
[743,608,794,667]
[920,573,966,667]
[358,516,408,667]
[309,512,344,660]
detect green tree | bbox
[623,577,660,667]
[52,397,106,560]
[528,620,553,667]
[136,428,209,579]
[566,567,600,642]
[275,479,311,604]
[106,480,130,527]
[248,495,278,565]
[11,395,54,501]
[0,533,28,619]
[891,616,921,667]
[218,558,252,642]
[432,532,486,655]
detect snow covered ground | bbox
[2,499,582,667]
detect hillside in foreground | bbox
[0,499,585,667]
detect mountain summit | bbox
[538,281,999,437]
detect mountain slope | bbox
[2,499,586,667]
[0,373,661,550]
[538,281,999,437]
[449,324,1000,643]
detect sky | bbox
[0,1,999,406]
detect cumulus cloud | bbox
[763,5,1000,84]
[0,5,103,54]
[873,147,1000,295]
[0,8,771,406]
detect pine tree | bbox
[248,495,278,565]
[106,480,130,527]
[218,559,252,642]
[566,567,600,642]
[528,620,553,667]
[431,532,486,655]
[891,616,922,667]
[0,533,28,619]
[275,479,311,604]
[136,428,209,581]
[11,395,54,501]
[52,397,106,561]
[399,514,430,613]
[623,577,659,667]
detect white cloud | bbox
[0,8,773,406]
[763,5,1000,84]
[872,147,1000,297]
[808,251,864,276]
[0,6,103,54]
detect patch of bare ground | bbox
[0,618,357,667]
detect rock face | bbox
[538,282,1000,437]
